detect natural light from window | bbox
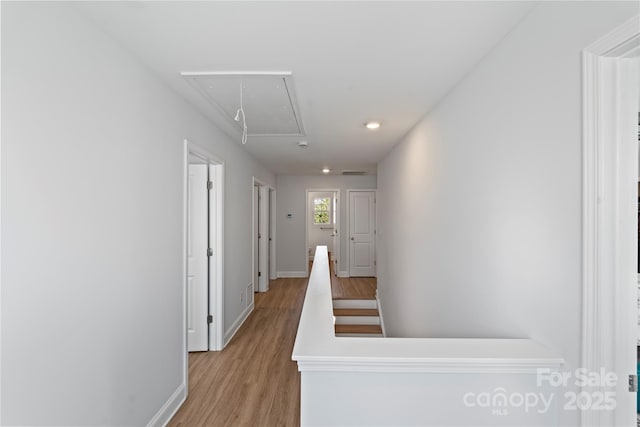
[313,197,331,225]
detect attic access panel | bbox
[182,72,305,137]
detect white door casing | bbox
[187,164,209,352]
[269,189,277,280]
[253,185,259,293]
[259,186,269,292]
[206,163,219,350]
[349,191,376,277]
[581,16,640,427]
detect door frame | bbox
[305,189,341,278]
[346,189,377,278]
[581,16,640,427]
[183,139,224,354]
[269,188,277,281]
[252,177,275,292]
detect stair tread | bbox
[332,296,376,301]
[335,324,383,334]
[333,308,379,316]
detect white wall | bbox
[376,2,638,425]
[277,175,376,276]
[1,3,273,425]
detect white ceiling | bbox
[77,1,535,175]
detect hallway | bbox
[169,272,377,426]
[168,278,305,426]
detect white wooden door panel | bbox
[253,186,259,293]
[349,191,376,277]
[187,164,208,352]
[258,186,269,292]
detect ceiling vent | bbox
[341,170,367,176]
[181,71,305,137]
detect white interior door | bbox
[269,189,276,280]
[187,164,209,352]
[253,185,259,293]
[258,186,269,292]
[349,191,376,277]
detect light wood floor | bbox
[168,273,376,426]
[331,274,376,299]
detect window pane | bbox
[313,197,331,224]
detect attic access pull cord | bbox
[234,84,248,144]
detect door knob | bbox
[351,237,354,240]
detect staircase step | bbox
[332,298,377,309]
[335,316,380,325]
[333,308,379,316]
[335,324,383,335]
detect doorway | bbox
[253,178,274,293]
[347,190,376,277]
[305,189,340,277]
[581,16,640,426]
[184,140,224,354]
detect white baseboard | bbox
[277,271,307,278]
[146,382,186,427]
[375,291,387,337]
[224,303,254,346]
[337,270,349,278]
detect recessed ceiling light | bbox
[297,140,309,148]
[322,168,330,174]
[365,121,381,130]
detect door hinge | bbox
[258,272,261,277]
[207,314,213,324]
[630,374,638,392]
[207,180,213,190]
[207,248,213,257]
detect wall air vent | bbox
[181,71,305,137]
[341,170,367,176]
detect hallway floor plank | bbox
[168,278,306,427]
[168,270,377,426]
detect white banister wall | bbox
[292,246,565,426]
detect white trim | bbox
[180,142,189,404]
[586,16,640,57]
[337,270,349,278]
[305,188,341,278]
[259,186,269,291]
[146,383,186,427]
[345,189,377,277]
[269,189,277,281]
[252,183,259,293]
[581,16,640,427]
[224,303,254,346]
[277,271,307,278]
[295,359,564,375]
[375,291,386,337]
[0,0,3,412]
[181,71,293,77]
[210,163,224,351]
